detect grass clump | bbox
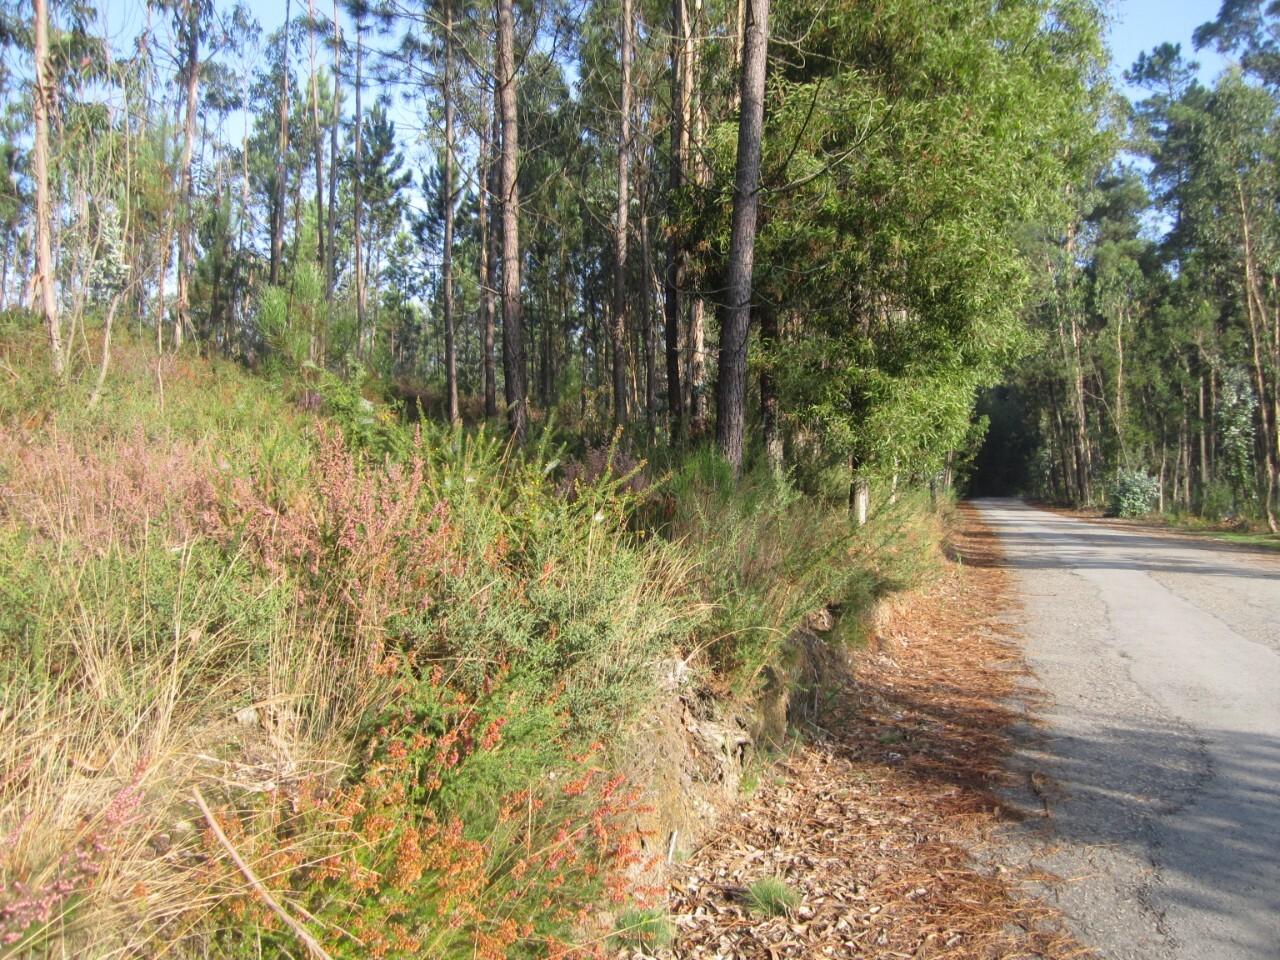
[655,450,867,692]
[610,908,676,951]
[745,877,800,917]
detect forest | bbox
[1,0,1278,955]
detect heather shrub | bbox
[0,332,687,955]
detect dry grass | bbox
[0,546,375,956]
[653,505,1093,959]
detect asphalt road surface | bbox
[970,499,1280,960]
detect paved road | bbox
[970,499,1280,960]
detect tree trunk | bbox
[640,196,658,437]
[497,0,527,442]
[270,0,292,286]
[663,0,685,444]
[88,289,124,408]
[1114,305,1126,460]
[442,0,459,424]
[1158,438,1167,513]
[611,0,633,426]
[308,0,326,283]
[1237,181,1279,529]
[33,0,63,378]
[850,460,869,526]
[715,0,769,470]
[685,0,707,435]
[175,0,200,348]
[760,301,782,472]
[327,0,340,298]
[353,19,367,357]
[0,233,10,311]
[480,92,498,419]
[1069,315,1092,504]
[1198,358,1209,496]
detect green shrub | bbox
[1199,480,1238,523]
[1108,469,1159,518]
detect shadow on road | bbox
[955,504,1280,582]
[850,654,1280,959]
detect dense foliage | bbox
[987,4,1280,532]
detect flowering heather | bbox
[0,424,221,551]
[228,424,465,664]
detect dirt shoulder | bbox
[642,507,1089,959]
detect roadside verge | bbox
[638,506,1091,959]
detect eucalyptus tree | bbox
[33,0,62,375]
[165,0,216,346]
[1182,72,1280,528]
[749,0,1107,506]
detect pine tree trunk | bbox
[715,0,769,470]
[327,0,340,298]
[175,1,199,348]
[1199,360,1209,494]
[480,94,498,419]
[33,0,63,378]
[663,0,686,444]
[0,233,10,312]
[442,0,459,424]
[760,301,782,472]
[685,2,707,435]
[640,198,657,437]
[1070,316,1092,504]
[308,0,326,288]
[611,0,633,426]
[354,21,367,358]
[497,0,527,442]
[270,0,292,286]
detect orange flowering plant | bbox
[205,665,656,959]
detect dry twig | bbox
[192,786,334,960]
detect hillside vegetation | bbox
[0,327,944,955]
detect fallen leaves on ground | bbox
[647,507,1091,959]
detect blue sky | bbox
[1107,0,1231,92]
[102,0,1237,94]
[89,0,1242,108]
